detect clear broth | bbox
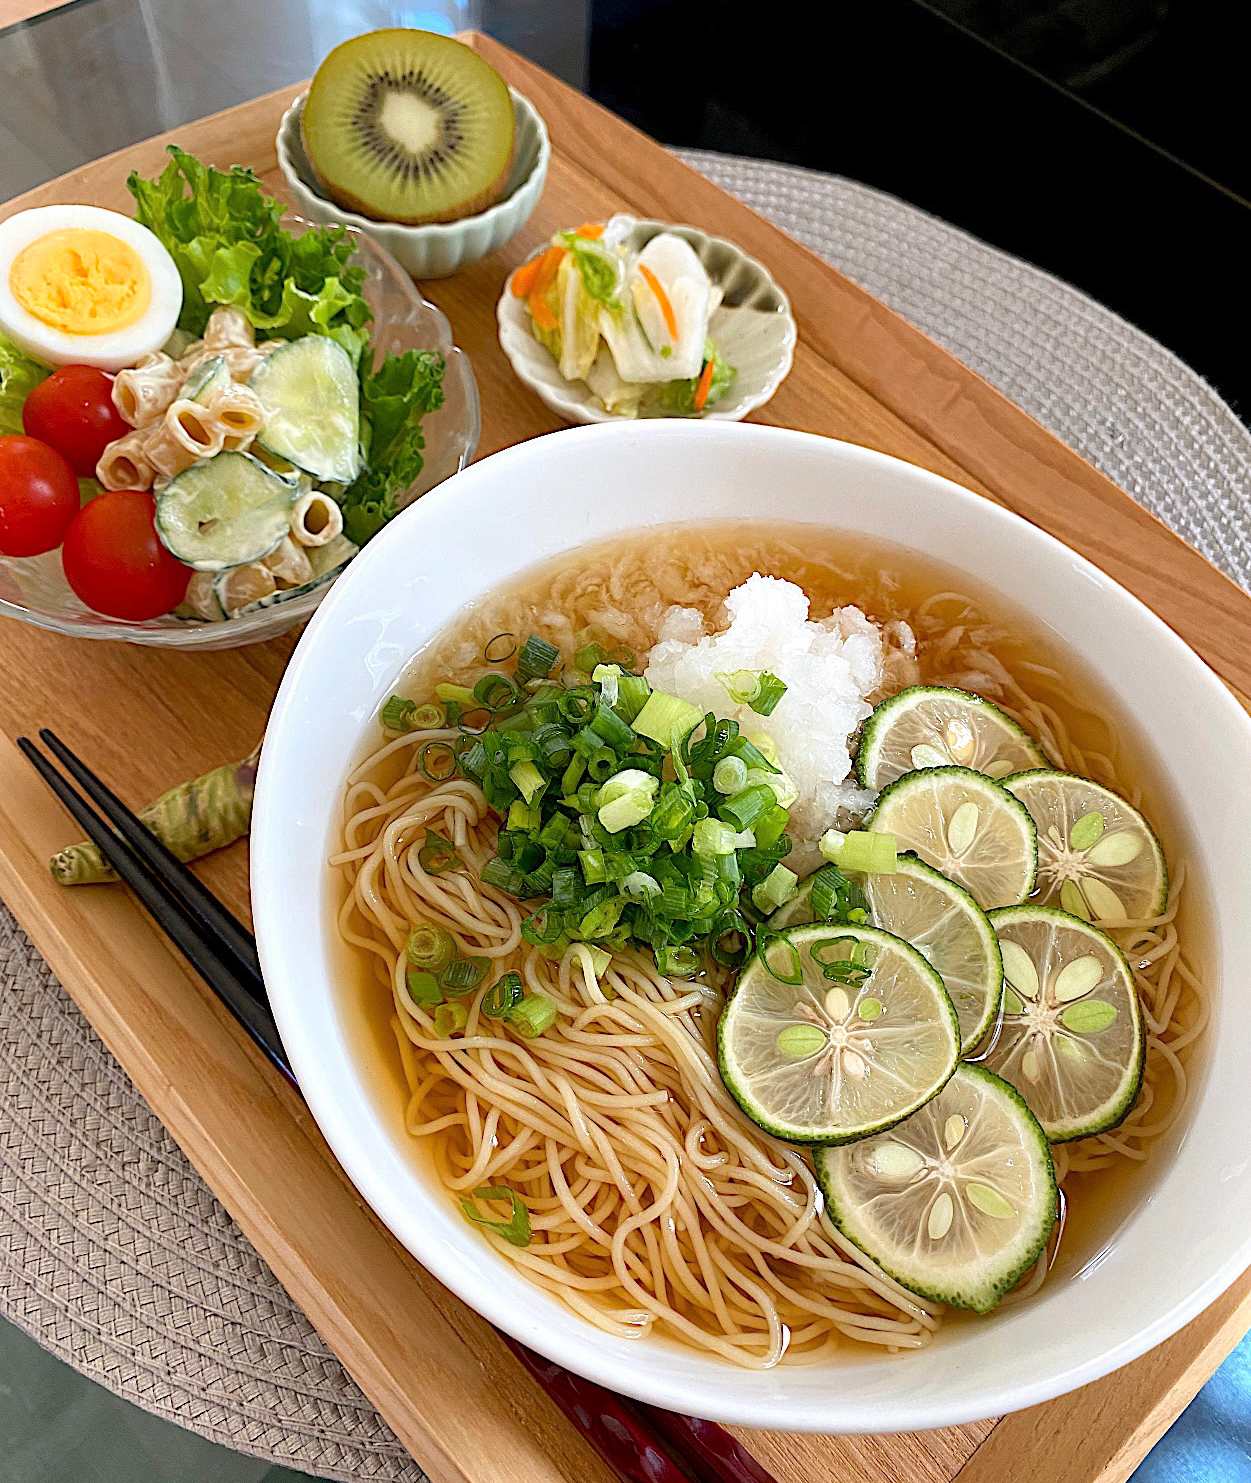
[329,521,1212,1322]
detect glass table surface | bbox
[1,1,1248,1479]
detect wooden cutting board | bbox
[1,33,1249,1483]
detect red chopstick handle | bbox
[501,1336,781,1483]
[637,1405,781,1483]
[503,1336,695,1483]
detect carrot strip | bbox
[693,357,716,412]
[575,221,605,239]
[637,264,678,340]
[528,246,567,332]
[510,255,543,297]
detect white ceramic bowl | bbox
[497,217,797,423]
[253,421,1251,1432]
[277,90,550,280]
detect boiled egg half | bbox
[0,204,182,371]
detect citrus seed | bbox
[911,743,951,769]
[947,802,980,856]
[1052,954,1103,1003]
[859,996,884,1021]
[871,1141,925,1180]
[1001,940,1039,1000]
[966,1182,1016,1219]
[1059,999,1118,1033]
[1083,878,1128,922]
[1060,880,1091,919]
[928,1192,955,1239]
[1069,811,1105,851]
[944,1114,966,1150]
[776,1023,826,1059]
[1087,831,1144,867]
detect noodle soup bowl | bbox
[254,420,1251,1432]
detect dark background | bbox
[586,0,1250,420]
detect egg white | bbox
[0,204,183,371]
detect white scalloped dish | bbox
[497,216,796,424]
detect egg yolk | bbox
[9,228,151,336]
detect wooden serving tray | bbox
[1,34,1248,1483]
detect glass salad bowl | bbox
[0,224,480,650]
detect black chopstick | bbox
[21,732,781,1483]
[18,735,294,1087]
[38,727,264,991]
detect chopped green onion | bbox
[808,863,868,923]
[746,764,799,810]
[606,645,636,670]
[632,690,704,747]
[483,633,517,663]
[435,682,478,707]
[747,731,779,765]
[757,928,803,985]
[595,768,659,834]
[587,747,618,783]
[710,912,752,969]
[575,642,608,673]
[434,1001,469,1036]
[380,695,418,731]
[714,669,787,716]
[712,756,748,795]
[622,871,661,900]
[418,741,457,782]
[507,798,542,832]
[752,805,790,850]
[482,972,525,1017]
[693,818,752,856]
[589,701,635,751]
[411,703,445,730]
[475,673,522,711]
[810,935,875,986]
[656,944,700,979]
[441,956,491,993]
[516,634,560,682]
[614,674,651,723]
[481,856,527,896]
[405,923,456,972]
[592,662,621,706]
[557,687,596,725]
[720,785,776,830]
[751,864,799,914]
[820,829,899,874]
[509,759,546,804]
[459,1184,531,1247]
[405,968,444,1008]
[585,945,613,977]
[506,993,558,1038]
[418,828,462,876]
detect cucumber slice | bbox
[858,685,1046,790]
[155,452,295,572]
[868,767,1037,911]
[1004,770,1168,924]
[717,922,959,1145]
[236,540,358,616]
[249,335,362,484]
[772,857,1003,1055]
[982,905,1145,1142]
[815,1065,1058,1312]
[182,354,230,405]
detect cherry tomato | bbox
[0,434,81,557]
[61,489,192,620]
[23,364,130,478]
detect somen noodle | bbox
[331,528,1206,1366]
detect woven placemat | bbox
[3,152,1250,1482]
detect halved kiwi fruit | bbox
[301,30,515,226]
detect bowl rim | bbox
[495,215,798,423]
[0,220,480,647]
[276,87,552,241]
[253,420,1251,1431]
